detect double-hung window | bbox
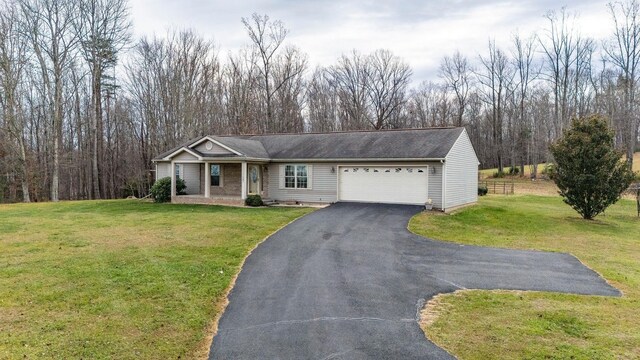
[284,164,308,189]
[210,164,221,186]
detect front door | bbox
[248,165,261,195]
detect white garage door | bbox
[338,166,429,205]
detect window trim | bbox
[210,164,222,187]
[284,164,308,189]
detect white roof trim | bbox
[162,147,203,161]
[190,136,243,156]
[153,157,271,163]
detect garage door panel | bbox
[338,166,428,205]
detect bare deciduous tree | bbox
[366,49,412,129]
[75,0,131,199]
[540,8,579,137]
[307,67,340,132]
[327,51,371,130]
[439,51,472,126]
[477,40,514,172]
[18,0,78,201]
[242,13,291,133]
[606,0,640,169]
[512,32,539,175]
[1,6,639,204]
[0,2,30,201]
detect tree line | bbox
[1,0,639,203]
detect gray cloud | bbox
[129,0,611,82]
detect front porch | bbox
[170,161,268,205]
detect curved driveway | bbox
[209,203,620,359]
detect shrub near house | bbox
[150,177,186,203]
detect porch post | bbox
[204,162,210,198]
[241,161,248,200]
[170,161,176,199]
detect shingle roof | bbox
[211,136,270,159]
[153,127,465,161]
[243,128,463,160]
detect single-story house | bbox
[152,127,479,211]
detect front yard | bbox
[410,195,640,359]
[2,196,638,359]
[0,200,312,359]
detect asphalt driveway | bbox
[209,202,620,359]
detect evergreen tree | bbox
[550,114,634,219]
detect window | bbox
[285,164,308,189]
[210,164,221,187]
[296,165,308,188]
[175,164,181,179]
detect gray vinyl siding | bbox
[444,130,479,209]
[174,151,199,161]
[426,162,444,209]
[267,163,337,203]
[156,162,171,181]
[182,163,201,195]
[267,161,444,205]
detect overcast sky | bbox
[127,0,612,82]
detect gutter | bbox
[153,157,447,163]
[152,157,272,163]
[268,158,446,163]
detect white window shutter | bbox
[279,165,285,189]
[307,165,313,189]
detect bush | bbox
[478,185,488,196]
[508,166,520,175]
[150,177,186,203]
[539,164,554,179]
[549,115,634,219]
[492,170,506,178]
[244,194,263,207]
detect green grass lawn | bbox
[410,195,640,359]
[0,200,313,359]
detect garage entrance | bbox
[338,166,429,205]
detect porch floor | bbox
[172,195,244,206]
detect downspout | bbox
[441,159,446,212]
